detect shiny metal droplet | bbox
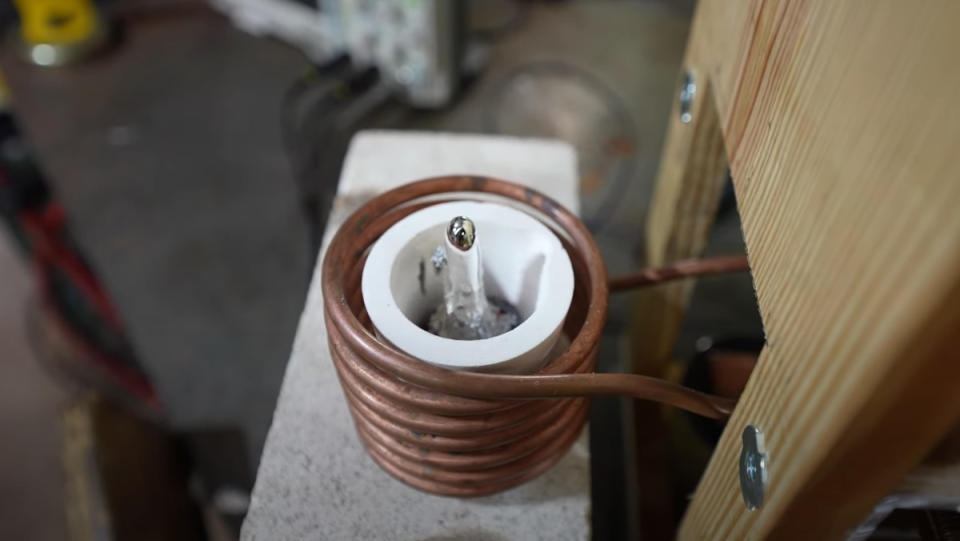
[447,216,476,251]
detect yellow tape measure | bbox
[14,0,100,46]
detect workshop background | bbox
[0,1,762,540]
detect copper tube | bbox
[608,254,750,292]
[322,176,739,497]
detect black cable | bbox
[300,81,398,263]
[279,64,401,265]
[281,63,378,176]
[280,55,352,151]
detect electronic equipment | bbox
[211,0,462,107]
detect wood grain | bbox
[631,78,728,378]
[676,1,960,538]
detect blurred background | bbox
[0,0,764,539]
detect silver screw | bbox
[447,216,476,251]
[679,69,696,124]
[739,425,768,510]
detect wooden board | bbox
[628,41,729,540]
[647,1,960,538]
[631,76,728,378]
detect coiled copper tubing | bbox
[322,176,744,497]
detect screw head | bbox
[679,69,696,124]
[739,425,768,510]
[447,216,476,251]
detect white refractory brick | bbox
[241,130,589,541]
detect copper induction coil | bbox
[322,176,738,497]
